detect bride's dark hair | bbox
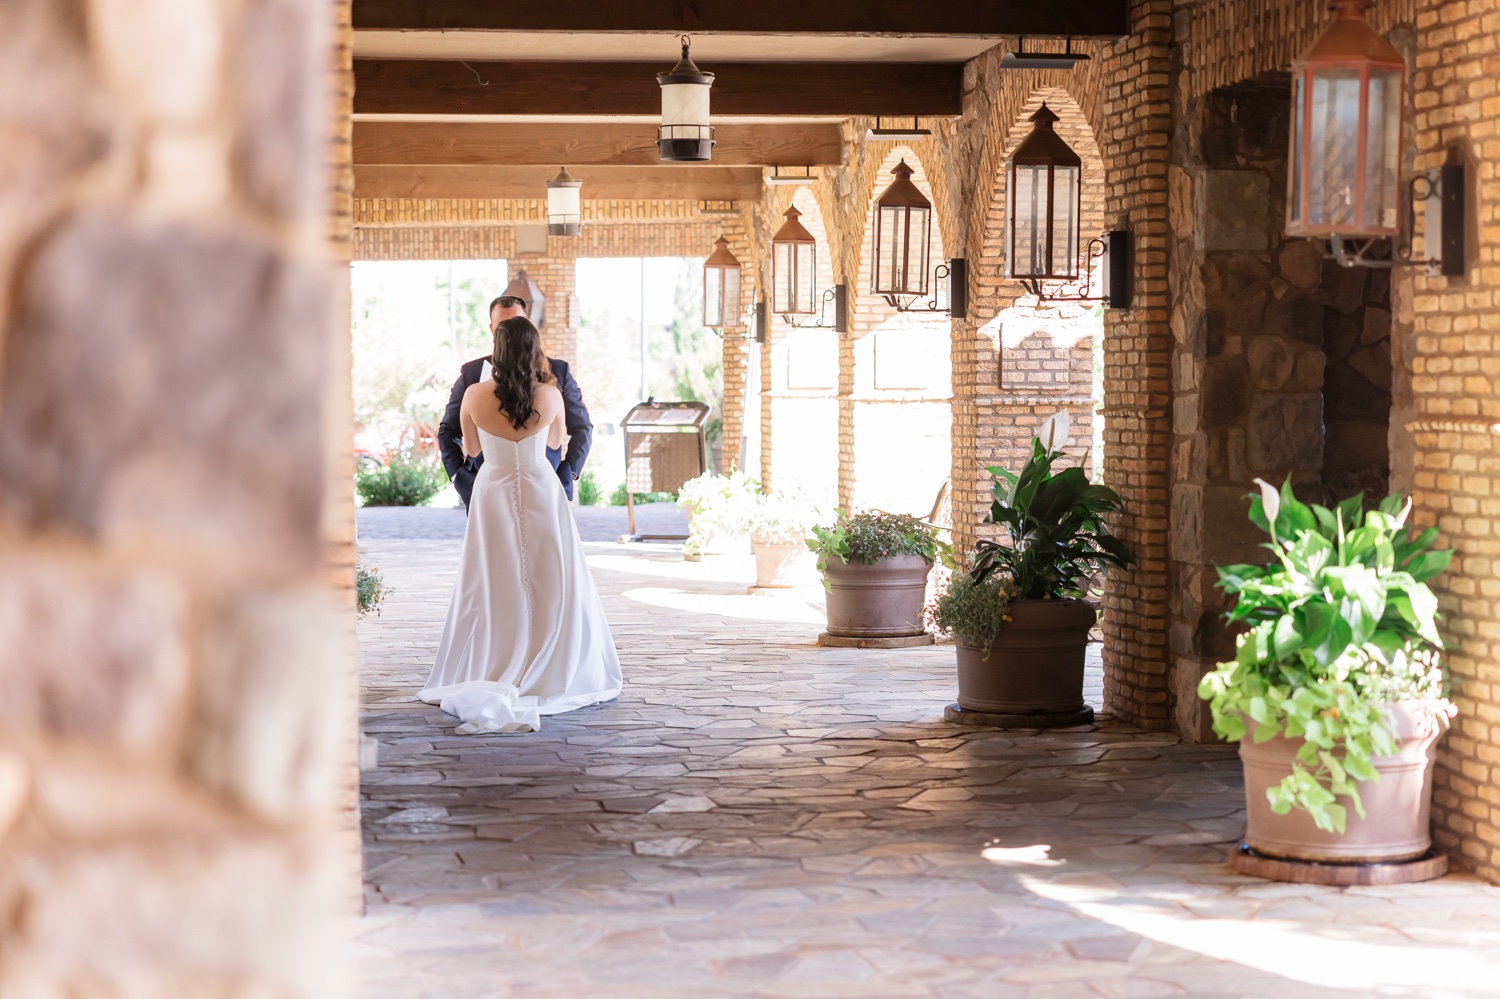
[491,316,556,429]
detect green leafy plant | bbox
[1197,478,1455,833]
[577,471,605,507]
[678,470,763,549]
[608,483,678,506]
[357,563,390,617]
[929,567,1018,648]
[807,509,951,579]
[355,444,446,507]
[971,415,1134,598]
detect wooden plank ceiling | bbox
[350,0,1129,204]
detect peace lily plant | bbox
[1197,478,1455,834]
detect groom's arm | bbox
[438,370,469,483]
[555,361,593,481]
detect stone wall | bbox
[0,0,353,993]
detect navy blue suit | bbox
[438,356,593,508]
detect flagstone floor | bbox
[356,529,1500,999]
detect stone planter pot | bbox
[822,554,932,638]
[752,539,810,588]
[696,523,750,556]
[1239,701,1443,863]
[955,598,1095,713]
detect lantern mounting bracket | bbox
[883,259,967,319]
[1016,231,1130,310]
[1324,164,1466,277]
[783,285,847,332]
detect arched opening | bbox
[847,147,953,520]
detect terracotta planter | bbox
[752,539,810,588]
[955,598,1095,713]
[1239,701,1443,862]
[822,554,933,638]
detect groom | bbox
[438,291,593,508]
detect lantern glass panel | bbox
[1052,165,1080,279]
[662,83,711,127]
[723,266,740,324]
[1010,163,1041,277]
[547,185,580,227]
[1364,69,1401,230]
[1307,69,1362,228]
[878,205,907,293]
[772,241,816,315]
[704,267,724,327]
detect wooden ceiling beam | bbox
[352,0,1129,38]
[353,165,765,201]
[354,121,844,167]
[353,60,962,117]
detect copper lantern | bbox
[770,206,817,316]
[657,37,715,162]
[703,236,742,329]
[872,159,933,299]
[1288,0,1405,239]
[1004,103,1081,282]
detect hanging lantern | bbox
[871,159,933,299]
[545,166,582,236]
[770,206,817,316]
[1287,0,1405,239]
[703,236,742,329]
[1004,103,1081,282]
[657,36,715,162]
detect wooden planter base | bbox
[1230,843,1448,885]
[818,632,933,649]
[943,703,1095,729]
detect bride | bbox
[421,316,622,733]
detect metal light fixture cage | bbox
[1287,0,1405,241]
[703,236,743,329]
[657,36,715,162]
[545,166,582,236]
[1004,103,1082,283]
[872,159,933,300]
[770,205,818,316]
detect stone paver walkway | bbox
[356,538,1500,999]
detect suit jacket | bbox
[438,356,593,507]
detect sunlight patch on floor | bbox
[1020,874,1500,992]
[620,586,827,625]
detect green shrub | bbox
[1197,479,1455,833]
[807,509,950,578]
[608,482,677,506]
[930,569,1017,648]
[356,445,446,507]
[357,563,389,617]
[577,471,605,506]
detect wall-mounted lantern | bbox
[1003,102,1129,308]
[545,166,582,236]
[870,160,967,318]
[1287,0,1465,274]
[703,236,742,329]
[502,269,547,328]
[1005,104,1080,285]
[769,205,847,331]
[657,36,714,162]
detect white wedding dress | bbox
[421,426,622,733]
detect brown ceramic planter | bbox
[1239,701,1443,863]
[822,553,933,638]
[955,598,1095,713]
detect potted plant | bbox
[745,490,821,588]
[678,470,760,558]
[947,413,1134,718]
[808,510,950,643]
[1197,479,1455,868]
